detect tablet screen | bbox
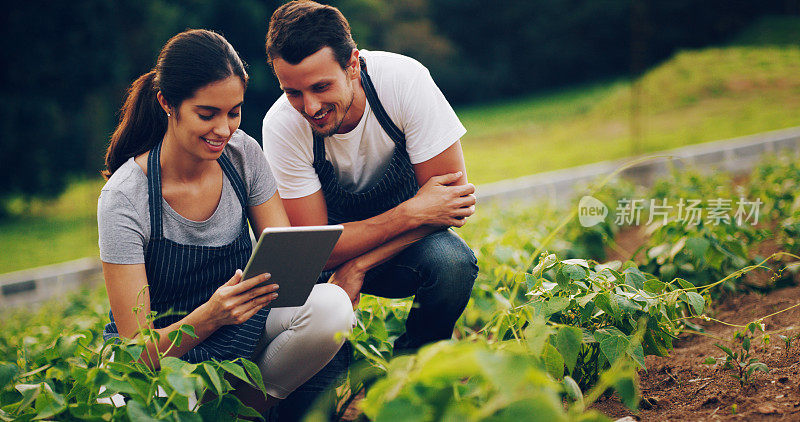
[241,225,343,308]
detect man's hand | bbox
[328,261,366,309]
[404,171,476,228]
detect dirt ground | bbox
[593,283,800,421]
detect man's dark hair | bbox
[266,0,356,69]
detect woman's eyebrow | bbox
[194,101,244,111]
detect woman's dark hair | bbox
[266,1,356,69]
[103,29,248,178]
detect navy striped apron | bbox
[313,58,419,225]
[103,141,268,364]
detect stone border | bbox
[0,257,103,308]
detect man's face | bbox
[273,47,359,137]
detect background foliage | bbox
[1,0,797,208]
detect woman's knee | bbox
[302,283,355,343]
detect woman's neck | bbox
[159,133,216,183]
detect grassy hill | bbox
[460,45,800,183]
[2,18,800,273]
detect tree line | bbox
[0,0,795,208]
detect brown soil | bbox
[593,284,800,421]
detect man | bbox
[261,0,478,352]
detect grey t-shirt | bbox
[98,130,277,264]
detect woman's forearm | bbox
[134,302,220,369]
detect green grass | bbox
[3,41,800,272]
[0,178,103,273]
[460,46,800,184]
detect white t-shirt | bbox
[262,50,466,199]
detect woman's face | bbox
[166,75,245,161]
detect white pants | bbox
[254,283,355,399]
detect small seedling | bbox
[778,333,798,353]
[704,321,769,387]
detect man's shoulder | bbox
[262,96,312,145]
[361,50,428,82]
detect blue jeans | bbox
[275,228,478,420]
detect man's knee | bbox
[416,230,478,293]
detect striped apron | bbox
[103,141,268,364]
[312,57,419,225]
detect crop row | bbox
[2,155,800,421]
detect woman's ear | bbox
[156,91,171,116]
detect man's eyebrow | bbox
[194,102,244,111]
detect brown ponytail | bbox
[103,70,165,178]
[102,29,249,179]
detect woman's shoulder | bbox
[99,157,148,215]
[223,130,266,170]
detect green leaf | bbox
[167,330,184,348]
[704,358,717,364]
[14,384,41,413]
[685,236,710,259]
[555,326,582,374]
[219,361,252,387]
[714,343,734,357]
[615,377,639,410]
[375,396,430,422]
[240,359,268,399]
[179,324,198,338]
[747,362,769,374]
[627,344,646,370]
[0,363,18,390]
[562,264,588,281]
[743,336,751,352]
[166,372,197,397]
[525,318,554,356]
[33,388,66,420]
[175,411,203,422]
[623,267,646,290]
[160,356,187,372]
[643,279,666,293]
[684,292,705,314]
[201,363,223,397]
[546,297,571,316]
[594,330,629,364]
[563,376,583,405]
[126,400,161,422]
[542,344,565,380]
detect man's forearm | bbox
[324,201,421,269]
[346,225,439,273]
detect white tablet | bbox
[241,225,343,308]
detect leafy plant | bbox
[704,322,770,387]
[0,292,271,421]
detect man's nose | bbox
[304,94,322,117]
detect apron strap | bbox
[147,141,164,239]
[217,152,248,209]
[358,56,405,146]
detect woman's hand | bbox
[328,261,366,309]
[205,270,279,327]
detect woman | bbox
[98,29,354,411]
